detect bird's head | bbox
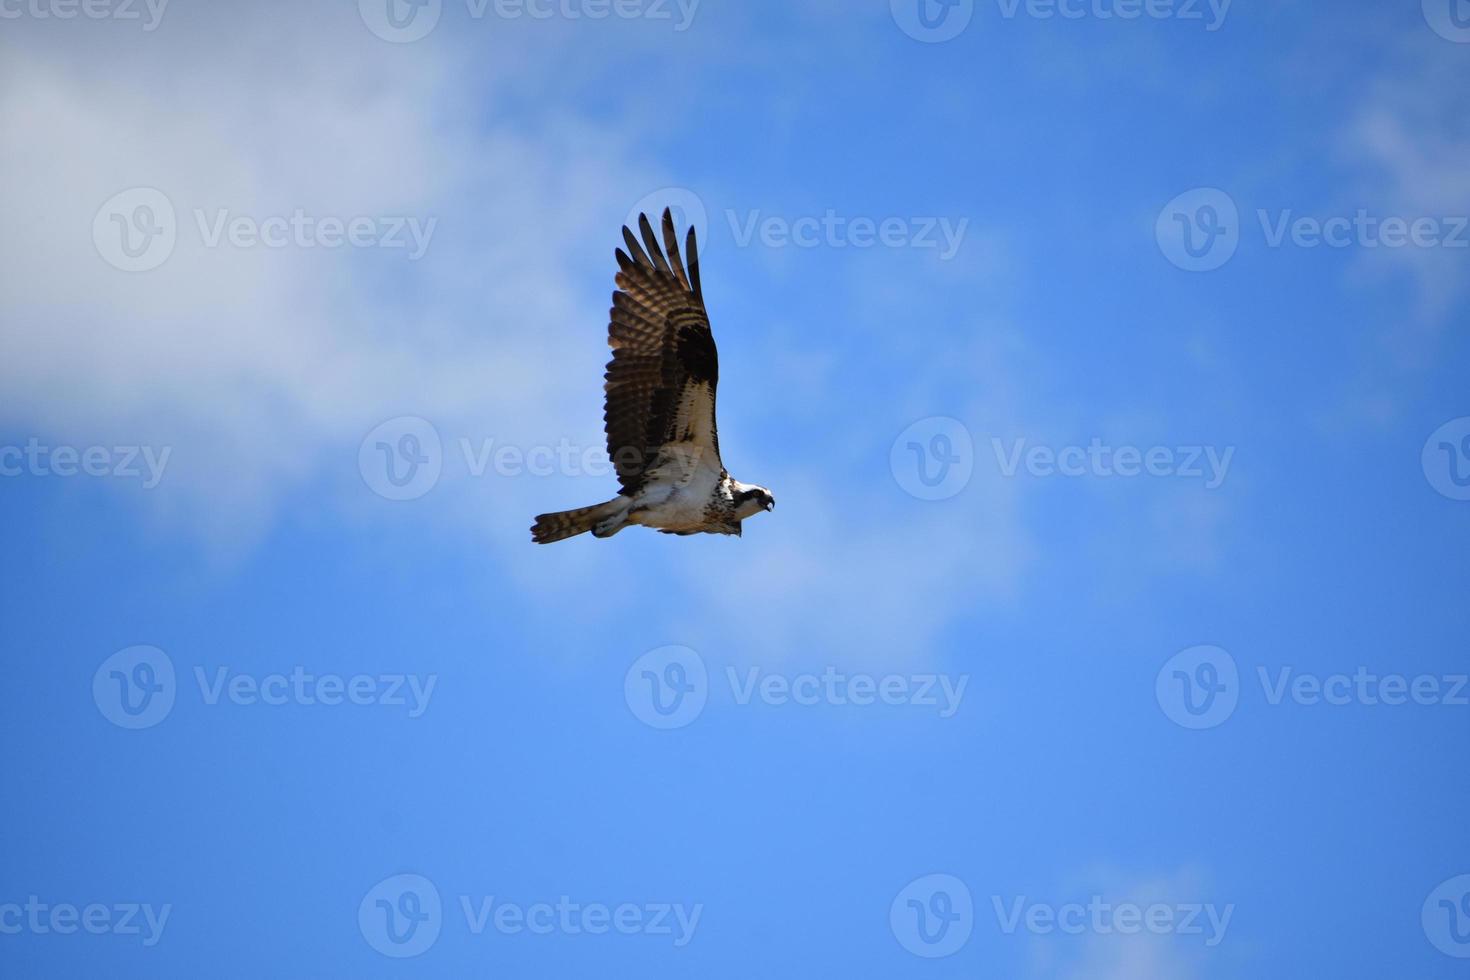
[732,481,776,521]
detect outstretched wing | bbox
[604,208,721,496]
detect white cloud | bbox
[1023,867,1226,980]
[0,10,657,548]
[1342,39,1470,332]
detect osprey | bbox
[531,209,775,544]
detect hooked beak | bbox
[764,498,775,512]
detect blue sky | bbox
[2,0,1468,976]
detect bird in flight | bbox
[531,208,775,544]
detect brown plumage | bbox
[604,209,722,495]
[530,208,774,544]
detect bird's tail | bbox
[530,498,627,544]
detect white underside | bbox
[599,448,726,535]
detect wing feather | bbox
[604,208,720,495]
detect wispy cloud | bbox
[1341,37,1470,333]
[0,10,664,548]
